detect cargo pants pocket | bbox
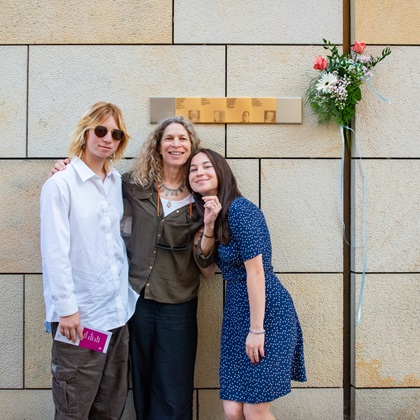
[51,362,78,415]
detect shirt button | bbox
[149,266,152,270]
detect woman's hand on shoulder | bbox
[51,158,70,176]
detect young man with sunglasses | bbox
[40,102,138,419]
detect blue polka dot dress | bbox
[216,197,306,403]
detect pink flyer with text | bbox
[54,326,112,353]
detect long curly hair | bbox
[186,148,242,244]
[68,102,130,173]
[129,116,201,187]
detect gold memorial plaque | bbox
[150,97,302,124]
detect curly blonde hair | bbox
[68,102,130,172]
[129,116,201,187]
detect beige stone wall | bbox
[0,1,418,419]
[351,0,420,418]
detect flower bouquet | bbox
[306,39,391,147]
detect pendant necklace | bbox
[160,182,185,208]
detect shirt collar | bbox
[71,156,120,182]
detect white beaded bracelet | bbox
[249,328,265,335]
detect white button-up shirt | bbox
[40,157,138,331]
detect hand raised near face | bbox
[202,196,222,226]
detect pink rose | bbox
[313,55,327,71]
[353,41,366,54]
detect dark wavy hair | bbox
[186,148,242,244]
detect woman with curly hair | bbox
[122,116,212,419]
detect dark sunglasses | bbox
[93,125,125,141]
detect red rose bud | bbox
[313,55,327,71]
[352,41,366,54]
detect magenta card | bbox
[79,328,111,353]
[54,325,112,353]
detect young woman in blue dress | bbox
[187,149,307,420]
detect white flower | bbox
[316,72,338,93]
[358,55,371,63]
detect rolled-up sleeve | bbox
[196,236,218,268]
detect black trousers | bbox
[50,323,129,420]
[128,293,198,420]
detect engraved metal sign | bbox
[150,97,302,124]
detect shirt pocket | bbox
[159,218,191,250]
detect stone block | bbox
[196,388,343,419]
[0,389,136,419]
[271,388,343,420]
[0,276,23,388]
[283,274,343,387]
[0,47,27,157]
[354,0,420,44]
[0,0,172,44]
[355,46,420,158]
[353,274,420,388]
[352,160,420,272]
[174,1,341,44]
[0,390,54,418]
[0,160,52,272]
[353,388,420,420]
[196,389,224,420]
[25,275,51,388]
[226,46,343,158]
[262,159,342,272]
[196,273,343,393]
[195,274,223,388]
[228,159,259,206]
[27,45,227,158]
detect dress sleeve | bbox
[228,198,266,262]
